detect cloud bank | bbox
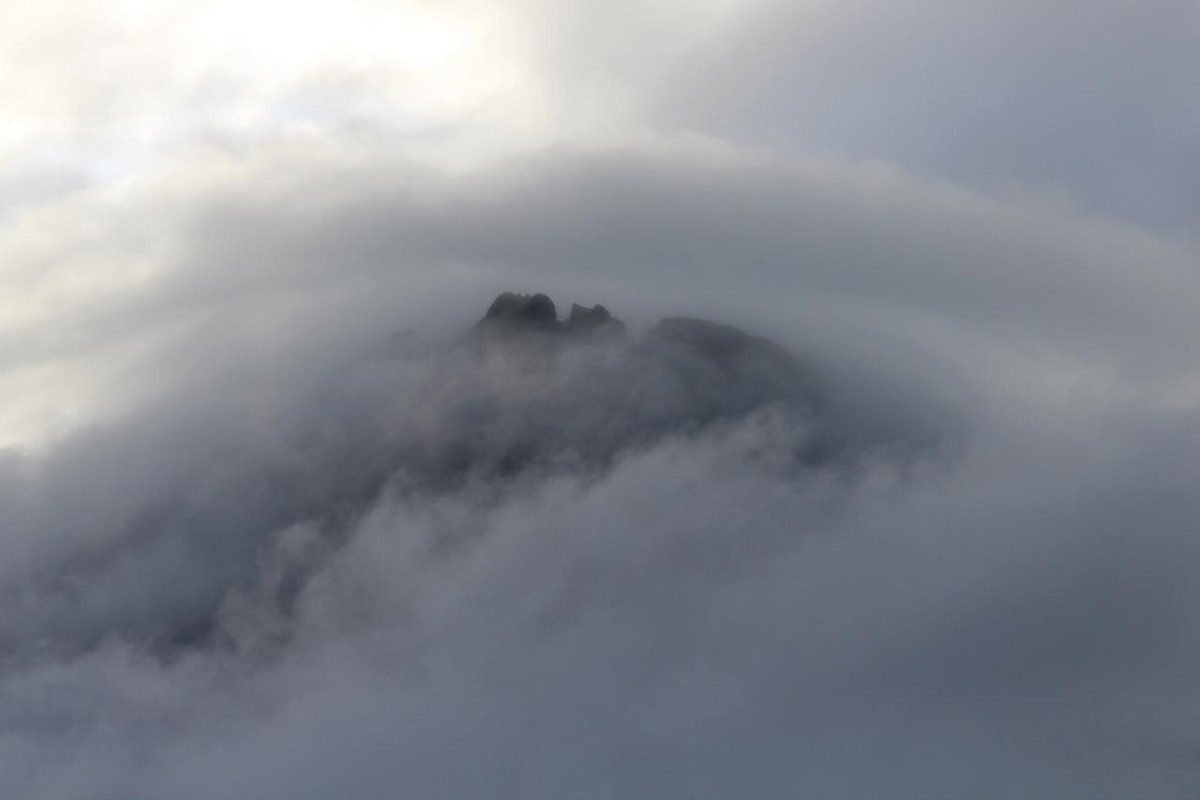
[0,141,1198,798]
[3,0,1199,796]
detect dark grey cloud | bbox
[2,142,1199,798]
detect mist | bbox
[0,140,1197,798]
[4,1,1200,794]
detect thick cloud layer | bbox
[2,140,1200,798]
[583,0,1200,231]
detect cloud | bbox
[5,405,1200,798]
[0,136,1199,798]
[4,0,1199,794]
[5,0,1194,232]
[640,0,1200,231]
[12,140,1195,435]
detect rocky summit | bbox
[475,292,627,341]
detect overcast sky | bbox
[2,2,1200,798]
[2,0,1197,446]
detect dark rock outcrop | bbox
[482,292,559,329]
[463,292,822,441]
[568,303,626,337]
[474,292,627,344]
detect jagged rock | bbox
[568,303,610,325]
[474,292,626,343]
[567,303,626,338]
[482,292,559,329]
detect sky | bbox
[2,1,1200,798]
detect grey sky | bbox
[651,0,1200,231]
[2,2,1199,798]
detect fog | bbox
[1,140,1198,797]
[2,1,1199,793]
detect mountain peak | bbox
[476,292,626,339]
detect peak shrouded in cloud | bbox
[0,291,899,662]
[2,1,1200,797]
[2,169,1199,794]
